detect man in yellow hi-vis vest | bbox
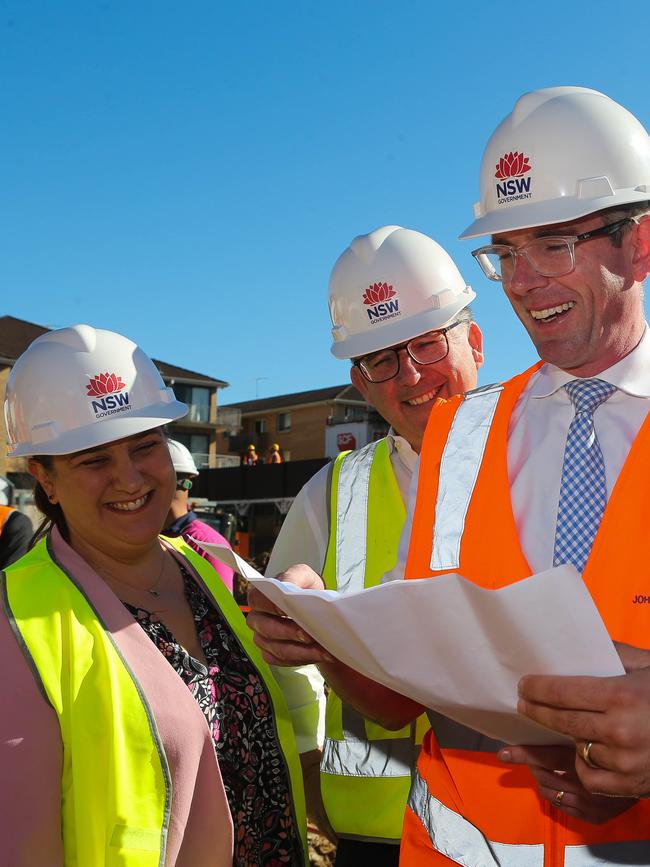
[267,226,484,867]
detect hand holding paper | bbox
[195,541,624,746]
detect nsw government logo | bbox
[86,372,132,419]
[495,151,532,205]
[362,282,400,325]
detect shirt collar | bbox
[164,510,197,537]
[530,324,650,400]
[386,428,418,473]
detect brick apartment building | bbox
[215,384,390,463]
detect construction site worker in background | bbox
[248,87,650,865]
[162,438,234,592]
[266,225,483,867]
[242,443,260,466]
[0,325,309,866]
[268,442,283,464]
[0,501,32,569]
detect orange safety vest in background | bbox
[401,365,650,867]
[0,505,16,533]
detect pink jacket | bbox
[0,528,233,866]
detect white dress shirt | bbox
[399,326,650,578]
[267,431,418,751]
[267,431,417,578]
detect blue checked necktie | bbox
[553,378,617,573]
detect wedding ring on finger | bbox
[582,740,600,769]
[554,790,565,806]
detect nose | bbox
[395,349,422,385]
[112,454,145,493]
[506,251,548,295]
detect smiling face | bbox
[29,429,176,562]
[350,319,484,453]
[495,212,650,376]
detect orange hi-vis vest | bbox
[401,365,650,867]
[0,505,16,533]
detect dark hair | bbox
[598,201,650,248]
[30,455,70,547]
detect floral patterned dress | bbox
[122,563,303,866]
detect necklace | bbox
[99,547,168,598]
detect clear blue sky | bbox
[2,0,649,403]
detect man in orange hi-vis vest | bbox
[247,86,650,866]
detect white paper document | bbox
[196,541,624,745]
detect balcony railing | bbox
[192,452,241,469]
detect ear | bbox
[631,215,650,283]
[28,458,58,504]
[350,364,372,404]
[467,321,485,371]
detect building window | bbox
[173,384,211,423]
[254,419,266,434]
[171,433,209,468]
[277,412,291,432]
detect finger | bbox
[575,764,650,798]
[247,610,315,645]
[276,564,325,591]
[499,745,576,772]
[252,633,335,666]
[247,587,286,616]
[518,674,617,713]
[517,697,604,742]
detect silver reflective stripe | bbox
[336,441,380,593]
[322,701,415,779]
[321,734,414,778]
[565,841,650,866]
[431,384,503,572]
[408,770,543,867]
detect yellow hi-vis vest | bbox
[3,534,308,866]
[321,438,429,843]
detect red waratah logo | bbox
[86,372,126,397]
[495,151,532,179]
[362,282,396,306]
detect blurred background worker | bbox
[242,443,260,466]
[267,442,283,464]
[162,439,234,592]
[0,501,32,570]
[267,226,483,867]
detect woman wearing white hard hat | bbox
[0,324,308,866]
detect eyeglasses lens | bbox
[360,333,448,383]
[479,239,574,281]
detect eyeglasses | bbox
[354,320,464,384]
[471,217,634,283]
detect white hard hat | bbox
[329,225,475,359]
[460,86,650,240]
[5,324,188,457]
[167,439,199,476]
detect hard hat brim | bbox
[460,189,650,240]
[330,289,476,360]
[8,400,189,457]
